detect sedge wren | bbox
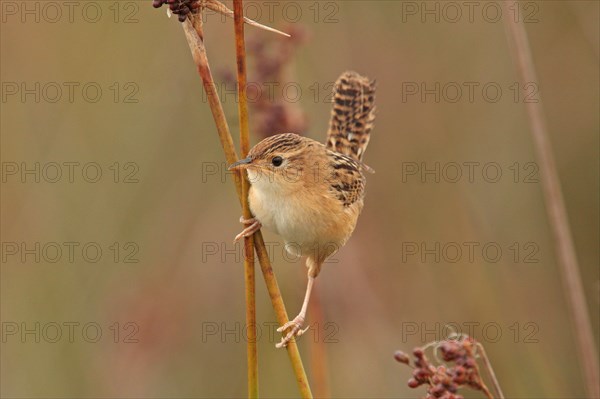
[229,71,376,348]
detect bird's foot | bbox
[234,216,261,242]
[275,314,309,349]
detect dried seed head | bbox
[413,348,425,358]
[407,378,421,389]
[397,336,494,399]
[440,341,461,361]
[152,0,198,22]
[394,350,410,365]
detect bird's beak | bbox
[228,156,253,171]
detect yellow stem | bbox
[233,1,258,397]
[181,12,312,399]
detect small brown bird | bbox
[229,71,376,348]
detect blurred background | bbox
[1,1,598,398]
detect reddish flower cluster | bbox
[408,348,463,399]
[439,339,487,392]
[152,0,200,22]
[395,336,493,399]
[214,25,309,139]
[245,24,310,138]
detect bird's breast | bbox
[248,184,358,258]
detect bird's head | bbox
[228,133,315,192]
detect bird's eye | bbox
[271,156,283,167]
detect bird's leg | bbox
[234,216,262,242]
[276,275,315,348]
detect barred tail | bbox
[325,71,376,162]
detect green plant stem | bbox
[232,1,258,397]
[502,5,600,398]
[181,14,313,399]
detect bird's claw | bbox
[275,315,308,349]
[234,217,261,242]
